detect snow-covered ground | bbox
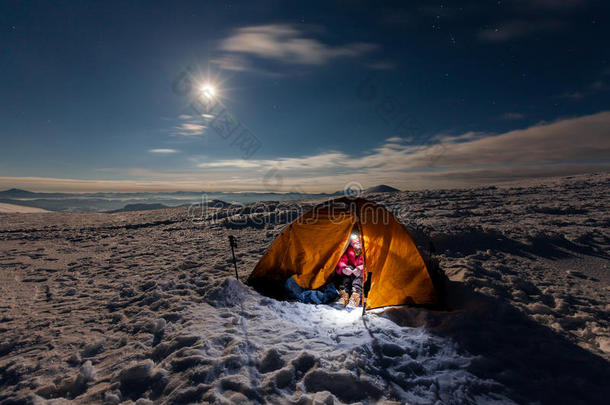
[0,173,608,404]
[0,203,49,214]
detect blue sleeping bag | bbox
[284,277,339,304]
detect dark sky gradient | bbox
[1,0,609,192]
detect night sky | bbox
[1,0,609,192]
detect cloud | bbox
[3,165,607,193]
[478,1,586,43]
[501,112,526,120]
[510,0,586,10]
[148,149,178,154]
[198,159,265,169]
[210,54,252,72]
[559,91,585,100]
[413,111,610,168]
[5,112,609,193]
[197,152,353,171]
[210,54,286,77]
[365,61,397,70]
[210,54,255,72]
[174,123,206,136]
[170,115,207,137]
[218,24,377,66]
[0,176,231,193]
[590,80,605,91]
[478,20,564,42]
[193,111,610,189]
[181,123,206,132]
[559,69,610,100]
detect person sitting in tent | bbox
[335,232,364,307]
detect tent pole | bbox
[362,271,372,315]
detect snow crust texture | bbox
[0,173,608,404]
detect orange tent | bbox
[247,197,438,309]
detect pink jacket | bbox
[336,246,364,276]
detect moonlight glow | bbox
[200,83,217,100]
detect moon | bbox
[200,84,216,100]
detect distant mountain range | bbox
[105,199,236,213]
[106,203,170,213]
[0,188,337,213]
[0,186,400,213]
[0,188,67,198]
[0,188,344,199]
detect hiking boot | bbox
[348,292,361,308]
[337,290,349,307]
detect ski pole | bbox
[228,235,239,281]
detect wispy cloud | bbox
[560,91,586,100]
[559,69,610,100]
[217,24,377,69]
[365,61,397,70]
[0,176,218,193]
[510,0,586,11]
[501,112,526,120]
[414,112,610,167]
[197,152,352,171]
[211,54,286,77]
[478,19,565,42]
[5,112,609,192]
[210,54,251,72]
[193,111,610,189]
[148,149,178,154]
[477,1,584,42]
[170,115,206,137]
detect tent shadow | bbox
[379,280,610,405]
[433,229,610,260]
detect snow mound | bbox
[178,288,518,404]
[203,277,250,307]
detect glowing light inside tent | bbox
[318,306,362,327]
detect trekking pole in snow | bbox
[228,235,239,281]
[362,272,372,316]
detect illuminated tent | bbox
[247,197,438,309]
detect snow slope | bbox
[0,173,608,404]
[0,203,49,213]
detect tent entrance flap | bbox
[249,213,356,290]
